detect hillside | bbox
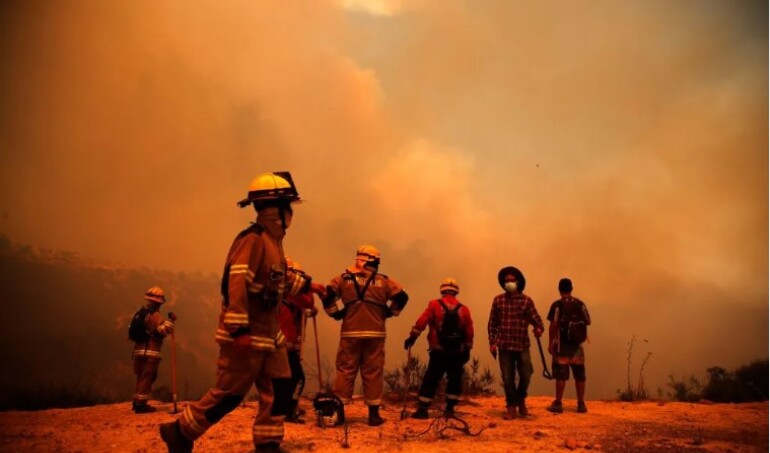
[0,396,766,452]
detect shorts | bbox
[552,343,586,381]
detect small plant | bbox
[617,335,653,401]
[666,374,702,402]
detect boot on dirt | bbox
[368,405,385,426]
[546,400,563,414]
[133,403,157,414]
[159,420,193,453]
[502,405,517,420]
[255,442,290,453]
[577,401,588,413]
[443,399,458,418]
[517,400,529,417]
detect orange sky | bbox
[0,0,767,398]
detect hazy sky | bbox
[1,0,767,398]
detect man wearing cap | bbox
[322,244,409,426]
[487,266,544,420]
[404,278,474,418]
[546,278,591,414]
[160,172,315,453]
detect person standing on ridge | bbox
[129,286,175,414]
[546,278,591,414]
[404,278,474,418]
[322,244,409,426]
[487,266,544,420]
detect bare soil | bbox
[0,396,766,452]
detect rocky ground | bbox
[0,396,766,452]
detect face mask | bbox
[504,281,518,293]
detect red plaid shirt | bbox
[487,292,544,352]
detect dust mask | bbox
[504,281,518,293]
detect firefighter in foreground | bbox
[160,172,312,453]
[487,266,544,419]
[322,245,409,426]
[272,258,321,424]
[129,286,175,413]
[404,278,474,418]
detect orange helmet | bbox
[144,286,166,304]
[237,171,302,208]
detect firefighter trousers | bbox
[178,344,285,446]
[272,349,305,416]
[133,356,160,407]
[417,350,465,405]
[333,337,385,406]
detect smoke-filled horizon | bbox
[1,0,767,398]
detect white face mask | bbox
[504,281,518,293]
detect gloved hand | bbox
[490,345,498,360]
[167,312,177,321]
[306,306,318,318]
[331,308,346,321]
[384,307,394,319]
[404,335,417,350]
[533,327,544,338]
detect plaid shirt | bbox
[487,292,544,352]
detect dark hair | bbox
[497,266,526,291]
[558,278,573,293]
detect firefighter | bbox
[160,171,312,453]
[404,278,474,418]
[131,286,175,413]
[272,258,322,424]
[322,245,409,426]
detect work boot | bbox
[368,405,385,426]
[444,399,458,418]
[546,400,563,414]
[255,442,290,453]
[502,405,517,420]
[410,407,429,419]
[517,401,529,417]
[284,413,305,424]
[577,401,588,413]
[159,420,193,453]
[133,404,157,414]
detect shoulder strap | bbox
[345,271,377,302]
[438,299,461,313]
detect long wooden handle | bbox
[312,316,323,391]
[170,331,178,412]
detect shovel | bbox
[535,336,553,380]
[168,312,180,414]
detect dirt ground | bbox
[0,396,766,453]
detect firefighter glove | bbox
[403,335,417,350]
[490,344,498,360]
[331,307,346,321]
[168,312,177,321]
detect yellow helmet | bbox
[440,278,459,295]
[237,171,302,208]
[286,257,303,272]
[356,244,380,260]
[144,286,166,304]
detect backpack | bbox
[558,299,587,345]
[437,300,465,352]
[128,307,151,343]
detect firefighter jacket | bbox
[133,310,174,359]
[278,291,315,350]
[323,266,407,339]
[215,221,310,352]
[408,294,474,351]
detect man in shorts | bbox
[546,278,591,414]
